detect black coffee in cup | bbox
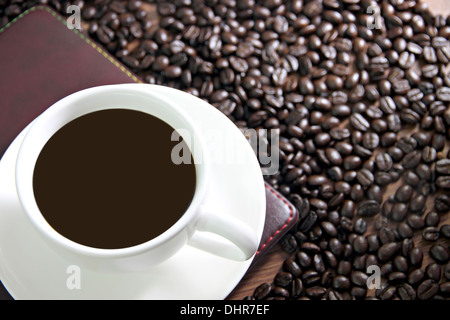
[32,109,196,249]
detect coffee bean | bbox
[354,217,367,235]
[328,238,343,258]
[324,289,342,300]
[408,269,425,286]
[402,238,414,258]
[296,251,312,268]
[322,250,338,269]
[437,176,450,189]
[293,230,307,246]
[254,283,272,300]
[445,262,450,281]
[437,87,450,101]
[400,109,421,124]
[298,56,312,76]
[379,96,396,114]
[430,245,450,264]
[356,168,374,187]
[335,260,350,277]
[397,222,413,239]
[353,255,367,273]
[380,286,397,300]
[162,65,182,78]
[425,211,440,227]
[399,51,416,69]
[362,132,379,150]
[394,185,413,203]
[300,242,321,254]
[380,132,396,147]
[272,286,290,298]
[229,56,248,73]
[410,247,423,267]
[305,286,327,299]
[407,88,424,102]
[289,277,303,298]
[397,137,416,153]
[379,227,396,245]
[325,147,342,166]
[332,275,350,291]
[363,236,379,255]
[313,254,326,274]
[314,98,332,112]
[402,150,422,169]
[348,270,367,288]
[357,200,380,217]
[350,113,370,131]
[426,263,442,282]
[375,152,393,172]
[390,202,408,222]
[353,235,368,254]
[307,175,329,186]
[343,243,353,259]
[407,214,425,230]
[340,200,356,218]
[423,227,440,241]
[280,233,298,253]
[82,5,97,20]
[388,271,407,284]
[439,281,450,295]
[422,146,437,163]
[422,64,439,78]
[432,36,449,48]
[302,270,320,286]
[398,283,416,300]
[322,45,337,60]
[375,172,392,186]
[96,25,116,45]
[152,55,170,72]
[403,171,419,188]
[283,258,302,278]
[410,193,426,213]
[343,155,362,171]
[435,195,450,212]
[436,159,450,175]
[378,242,401,262]
[121,55,139,69]
[441,225,450,239]
[275,271,293,287]
[418,279,440,299]
[424,45,437,62]
[329,127,351,141]
[320,221,338,238]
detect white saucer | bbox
[0,85,266,299]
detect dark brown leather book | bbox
[0,5,298,299]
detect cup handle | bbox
[187,206,259,261]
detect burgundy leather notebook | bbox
[0,6,298,299]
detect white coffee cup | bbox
[15,84,259,272]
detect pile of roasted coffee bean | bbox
[1,0,449,300]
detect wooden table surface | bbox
[227,0,450,300]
